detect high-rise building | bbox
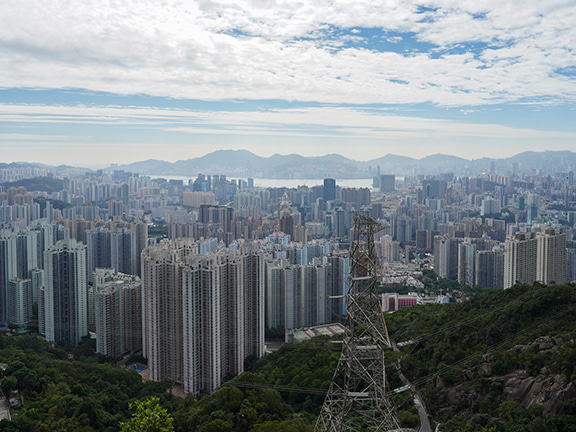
[504,232,537,289]
[0,227,45,322]
[0,234,18,322]
[536,228,566,285]
[381,235,400,264]
[111,228,136,276]
[86,227,112,282]
[7,278,33,326]
[475,249,504,289]
[566,249,576,283]
[323,178,336,202]
[142,240,194,384]
[421,179,447,199]
[280,213,294,239]
[265,252,349,330]
[526,194,540,224]
[95,274,142,358]
[199,204,234,233]
[480,198,501,216]
[458,239,476,287]
[434,236,460,280]
[42,239,88,345]
[141,239,264,395]
[380,175,395,193]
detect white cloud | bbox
[2,103,575,142]
[0,133,73,141]
[0,0,574,106]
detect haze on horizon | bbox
[0,0,575,168]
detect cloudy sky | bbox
[0,0,575,168]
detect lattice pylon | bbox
[315,214,411,432]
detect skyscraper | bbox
[42,239,88,345]
[7,278,33,326]
[323,178,336,202]
[111,227,136,276]
[142,239,265,395]
[536,228,566,285]
[95,275,142,358]
[0,227,43,323]
[504,232,537,289]
[434,236,460,280]
[86,227,112,282]
[475,249,504,289]
[142,239,195,384]
[380,175,395,193]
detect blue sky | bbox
[0,0,575,168]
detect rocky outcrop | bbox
[497,370,575,415]
[433,335,575,422]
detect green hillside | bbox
[0,177,63,193]
[386,283,576,431]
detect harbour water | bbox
[152,176,376,190]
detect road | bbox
[391,342,431,432]
[0,397,10,421]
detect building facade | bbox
[42,239,88,345]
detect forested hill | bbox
[1,283,576,431]
[386,282,576,431]
[0,177,63,193]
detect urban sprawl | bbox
[0,162,574,396]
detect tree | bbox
[120,397,174,432]
[1,376,17,399]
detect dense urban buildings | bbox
[142,238,266,395]
[2,156,576,395]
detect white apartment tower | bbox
[42,239,88,345]
[111,227,137,276]
[142,239,196,383]
[95,275,142,358]
[504,232,537,289]
[536,228,566,285]
[142,239,264,395]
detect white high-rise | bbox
[504,229,566,289]
[43,239,87,345]
[111,228,136,276]
[265,253,348,330]
[142,239,265,395]
[95,274,141,358]
[504,232,537,289]
[536,228,566,285]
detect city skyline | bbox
[1,1,575,168]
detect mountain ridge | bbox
[4,150,576,179]
[105,149,576,178]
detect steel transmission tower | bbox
[315,214,412,432]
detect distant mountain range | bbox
[3,150,576,179]
[107,150,576,178]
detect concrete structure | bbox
[480,198,501,216]
[142,239,265,395]
[86,227,112,282]
[475,249,504,289]
[380,175,395,193]
[504,232,537,289]
[111,228,137,276]
[42,239,87,345]
[536,228,566,285]
[7,278,33,326]
[95,275,142,358]
[434,236,461,280]
[323,178,336,202]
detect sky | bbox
[0,0,575,169]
